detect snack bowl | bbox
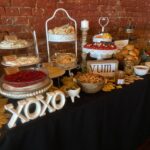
[76,73,105,93]
[134,65,149,76]
[78,81,104,94]
[67,87,81,103]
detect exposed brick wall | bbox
[0,0,150,40]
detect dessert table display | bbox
[0,8,150,150]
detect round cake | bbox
[83,42,118,60]
[1,70,51,92]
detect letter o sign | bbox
[24,100,41,120]
[51,91,66,110]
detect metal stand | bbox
[98,17,109,33]
[45,8,78,62]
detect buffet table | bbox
[0,75,150,150]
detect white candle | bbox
[81,20,89,29]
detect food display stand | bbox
[45,8,78,63]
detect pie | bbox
[3,70,47,87]
[1,70,50,92]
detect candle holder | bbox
[81,52,87,72]
[81,27,89,50]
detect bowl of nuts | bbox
[76,72,104,93]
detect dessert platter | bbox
[83,42,118,60]
[1,55,40,67]
[0,35,32,50]
[55,53,77,70]
[0,69,53,99]
[82,17,119,60]
[48,24,76,42]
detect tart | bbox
[2,70,47,87]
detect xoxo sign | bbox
[5,90,66,128]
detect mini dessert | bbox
[83,42,118,60]
[3,55,17,65]
[4,67,19,75]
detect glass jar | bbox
[124,60,134,75]
[115,70,125,85]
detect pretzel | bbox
[78,73,103,83]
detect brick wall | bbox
[0,0,150,40]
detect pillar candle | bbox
[81,20,89,29]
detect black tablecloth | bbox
[0,75,150,150]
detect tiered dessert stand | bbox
[83,17,118,60]
[45,8,78,65]
[0,32,53,99]
[0,30,40,68]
